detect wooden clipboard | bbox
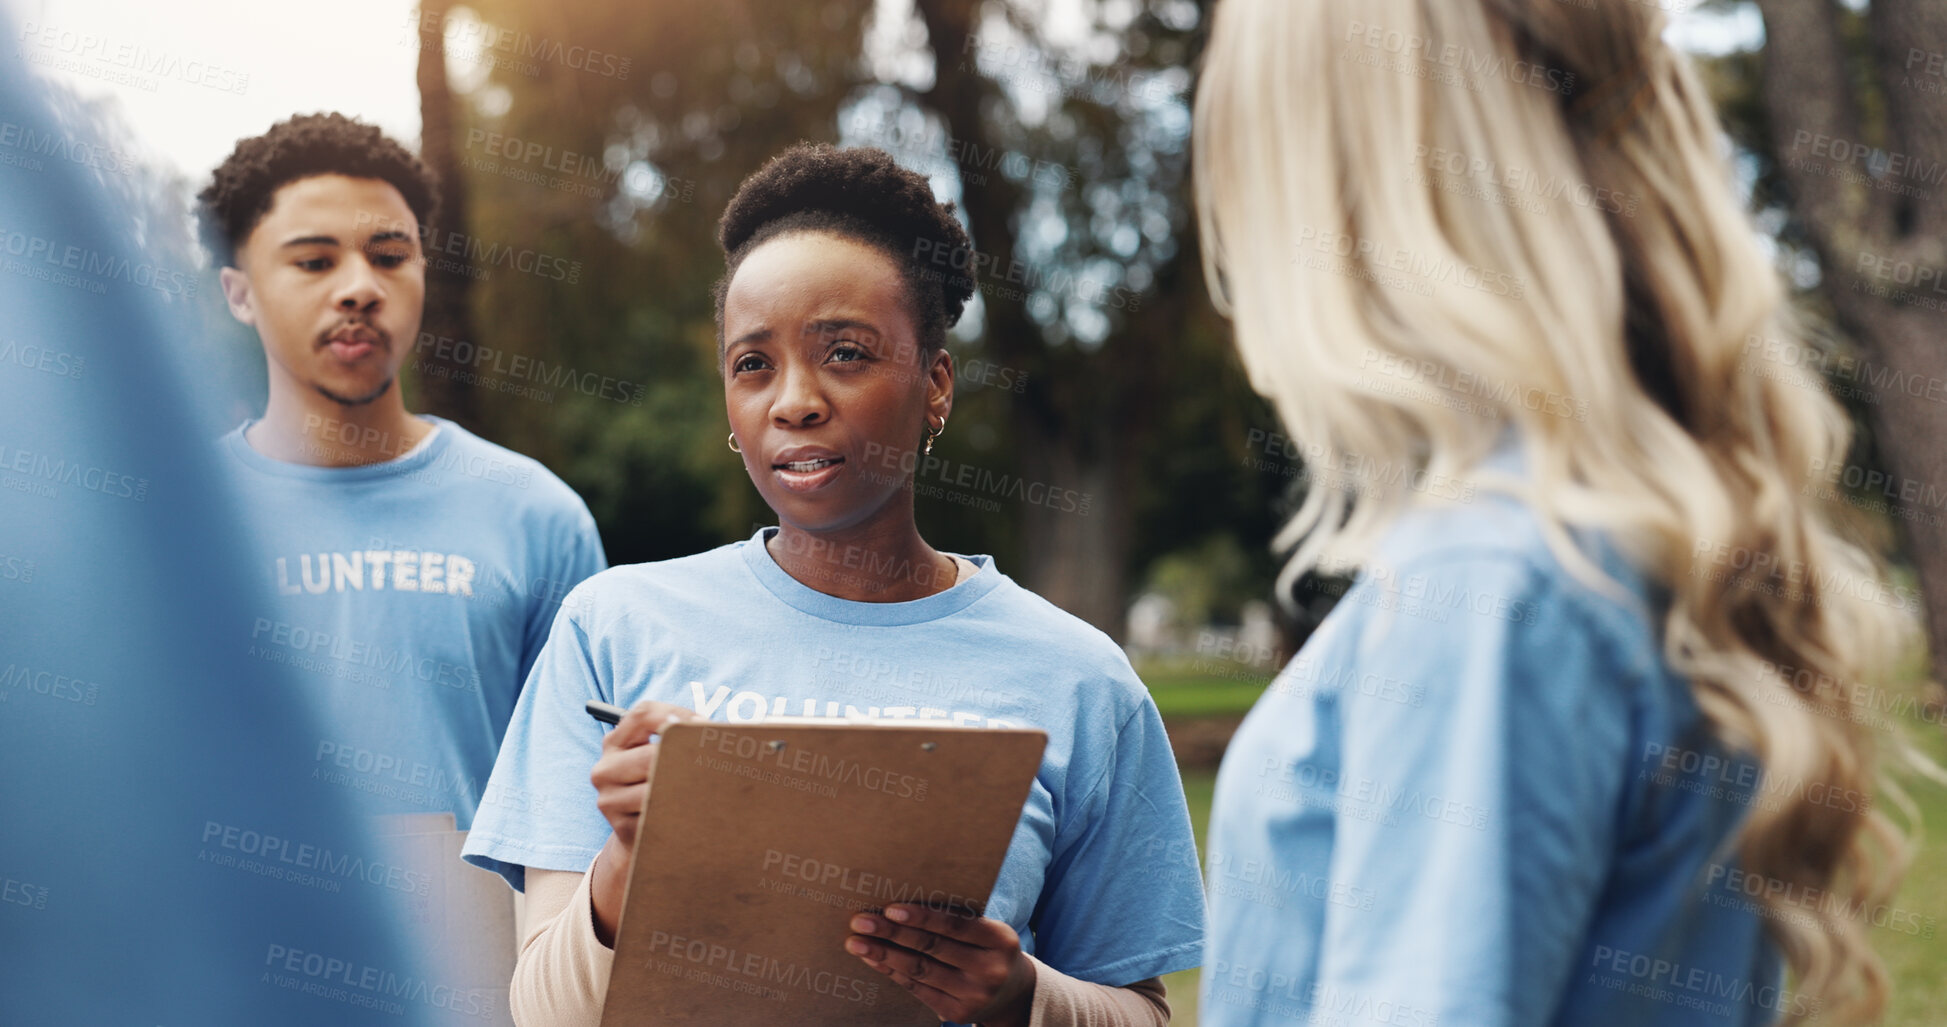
[599,720,1048,1027]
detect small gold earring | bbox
[727,432,743,454]
[923,420,944,456]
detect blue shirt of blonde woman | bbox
[1203,467,1792,1025]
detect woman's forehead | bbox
[724,233,913,335]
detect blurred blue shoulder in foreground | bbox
[0,36,478,1026]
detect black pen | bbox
[585,699,628,726]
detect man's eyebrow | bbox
[728,327,774,348]
[366,230,415,246]
[278,234,340,249]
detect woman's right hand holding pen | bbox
[588,701,697,945]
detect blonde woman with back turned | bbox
[1193,1,1927,1024]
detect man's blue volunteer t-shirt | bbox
[463,527,1207,989]
[220,416,606,830]
[1203,480,1792,1025]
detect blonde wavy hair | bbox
[1194,0,1929,1020]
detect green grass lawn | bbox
[1877,717,1947,1027]
[1146,681,1947,1025]
[1142,666,1271,719]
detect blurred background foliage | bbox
[401,0,1290,642]
[394,0,1945,670]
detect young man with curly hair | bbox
[201,113,606,840]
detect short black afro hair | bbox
[713,143,976,356]
[198,112,438,263]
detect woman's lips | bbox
[773,456,845,492]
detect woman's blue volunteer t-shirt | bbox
[1203,485,1796,1026]
[220,417,607,830]
[464,527,1206,989]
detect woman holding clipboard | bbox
[463,143,1205,1026]
[1190,1,1925,1025]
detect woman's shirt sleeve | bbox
[1315,554,1638,1026]
[1032,693,1208,985]
[464,594,617,891]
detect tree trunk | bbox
[1754,0,1947,680]
[412,0,482,428]
[1017,430,1129,635]
[1829,299,1947,678]
[913,0,1134,637]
